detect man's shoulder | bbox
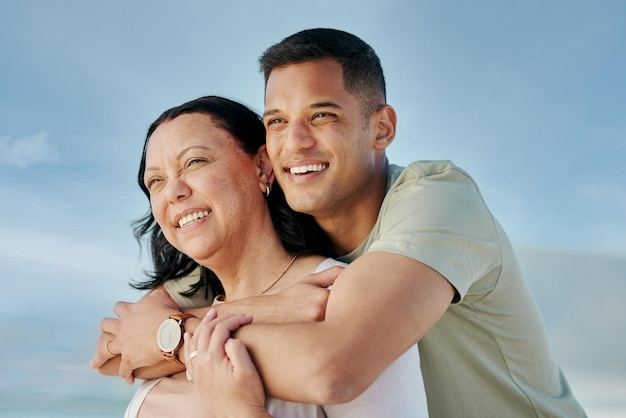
[388,160,472,188]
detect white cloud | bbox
[0,132,59,168]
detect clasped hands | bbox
[89,267,339,385]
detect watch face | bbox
[157,318,182,352]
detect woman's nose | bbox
[165,176,191,203]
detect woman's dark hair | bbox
[131,96,331,297]
[259,28,386,118]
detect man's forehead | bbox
[263,61,353,110]
[265,60,344,87]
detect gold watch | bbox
[156,313,194,365]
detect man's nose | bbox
[285,119,316,153]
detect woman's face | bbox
[144,113,267,264]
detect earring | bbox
[265,182,271,197]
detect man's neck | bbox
[316,163,389,256]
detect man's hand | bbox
[89,286,182,384]
[212,265,340,324]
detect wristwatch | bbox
[156,313,194,365]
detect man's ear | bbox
[256,145,275,192]
[373,105,397,150]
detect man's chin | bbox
[284,195,324,216]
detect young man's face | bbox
[263,59,381,219]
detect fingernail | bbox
[206,308,216,318]
[186,370,192,382]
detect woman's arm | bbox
[90,286,185,384]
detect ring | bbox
[105,340,115,357]
[189,350,198,361]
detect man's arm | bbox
[91,270,336,383]
[236,251,454,405]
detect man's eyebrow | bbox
[263,102,343,118]
[310,101,342,110]
[263,108,280,118]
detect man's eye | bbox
[312,112,337,122]
[266,118,283,126]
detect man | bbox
[93,28,585,417]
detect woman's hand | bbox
[90,286,183,384]
[184,309,272,418]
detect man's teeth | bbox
[178,210,209,228]
[289,164,327,175]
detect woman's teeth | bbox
[178,210,209,228]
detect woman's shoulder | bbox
[314,257,347,272]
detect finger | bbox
[118,357,135,386]
[183,332,194,365]
[192,311,252,357]
[89,333,116,368]
[305,266,343,288]
[191,309,229,352]
[104,336,119,357]
[113,301,131,317]
[183,332,195,381]
[224,338,254,373]
[185,308,219,380]
[207,315,253,357]
[191,308,218,352]
[98,317,119,334]
[96,354,121,377]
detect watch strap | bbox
[161,313,194,364]
[170,313,194,322]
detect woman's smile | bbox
[176,209,211,228]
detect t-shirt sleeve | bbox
[163,268,214,309]
[368,163,502,301]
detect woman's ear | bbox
[256,145,275,193]
[373,104,397,150]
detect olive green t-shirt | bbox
[337,161,585,417]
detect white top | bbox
[126,258,428,417]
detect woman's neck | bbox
[211,250,328,302]
[205,238,296,302]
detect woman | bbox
[123,96,426,417]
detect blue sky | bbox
[1,1,625,416]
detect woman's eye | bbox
[186,158,207,168]
[146,178,161,190]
